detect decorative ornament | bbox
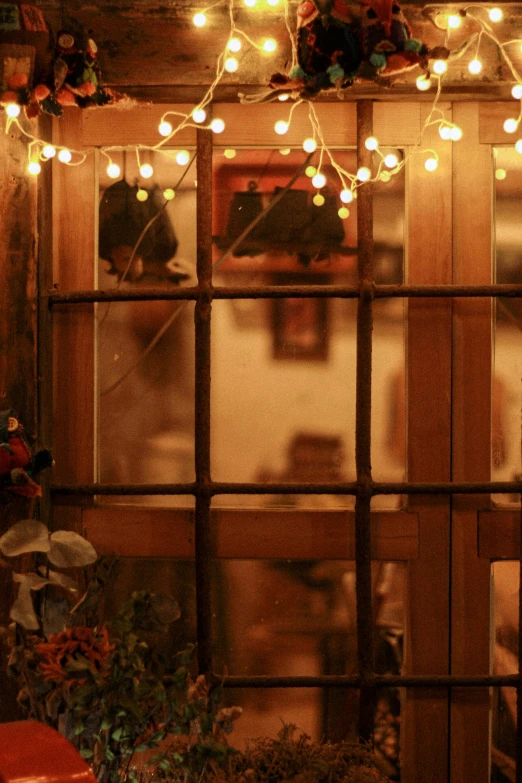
[0,410,52,498]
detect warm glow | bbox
[338,207,349,219]
[312,172,326,188]
[416,75,432,91]
[425,157,438,172]
[175,150,190,165]
[244,0,256,7]
[267,0,279,6]
[262,38,277,53]
[439,125,452,140]
[495,168,507,180]
[489,7,503,22]
[58,149,72,163]
[140,163,154,178]
[159,121,173,136]
[192,108,206,123]
[211,118,225,133]
[384,153,399,168]
[163,188,175,200]
[225,57,239,73]
[512,84,522,100]
[433,59,448,75]
[380,171,391,182]
[42,145,56,159]
[340,189,353,203]
[504,118,519,134]
[303,138,317,153]
[228,37,242,52]
[313,193,325,206]
[224,149,236,159]
[193,12,207,27]
[136,188,149,201]
[107,163,121,179]
[515,139,522,153]
[357,166,371,182]
[279,148,291,155]
[449,126,463,141]
[5,103,20,118]
[305,165,317,177]
[27,160,41,175]
[468,59,482,75]
[278,93,290,101]
[274,120,289,135]
[447,14,461,28]
[364,136,379,151]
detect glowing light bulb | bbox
[58,149,72,163]
[489,7,503,22]
[262,38,277,53]
[447,13,461,28]
[495,168,507,180]
[224,149,236,159]
[278,93,290,101]
[193,108,206,123]
[468,59,482,75]
[193,12,206,26]
[159,120,173,136]
[175,150,190,165]
[244,0,256,7]
[267,0,279,5]
[163,188,175,200]
[107,162,121,179]
[228,37,242,52]
[5,103,20,118]
[416,75,431,91]
[364,136,379,151]
[136,189,149,201]
[380,171,391,183]
[450,126,463,141]
[338,207,349,219]
[211,118,225,133]
[279,148,291,155]
[512,85,522,100]
[439,125,452,140]
[384,153,399,168]
[305,166,317,177]
[504,118,519,134]
[225,57,239,73]
[42,145,56,159]
[312,172,326,188]
[515,139,522,153]
[357,166,371,182]
[27,160,41,175]
[303,138,317,153]
[433,59,448,75]
[140,163,153,178]
[313,193,325,206]
[274,120,289,135]
[340,189,353,203]
[425,157,438,172]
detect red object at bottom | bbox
[0,720,97,783]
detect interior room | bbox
[1,2,522,782]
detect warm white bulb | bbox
[140,163,153,178]
[425,157,438,172]
[5,103,20,118]
[515,139,522,153]
[439,125,452,140]
[380,171,391,183]
[42,145,56,159]
[224,149,236,159]
[58,149,72,163]
[364,136,379,151]
[159,120,173,137]
[303,138,317,153]
[279,148,291,155]
[357,166,371,182]
[27,160,41,175]
[495,168,507,180]
[274,120,289,135]
[228,37,242,52]
[278,93,290,101]
[136,189,149,201]
[338,207,349,219]
[449,126,463,141]
[312,172,326,188]
[504,118,519,134]
[267,0,279,5]
[211,118,225,133]
[175,150,190,166]
[384,153,399,169]
[447,13,461,28]
[193,12,207,26]
[489,7,503,22]
[313,193,325,206]
[512,85,522,100]
[263,39,277,53]
[225,57,239,73]
[244,0,256,7]
[340,188,353,203]
[468,59,482,75]
[416,75,432,91]
[107,163,121,179]
[192,108,206,124]
[305,165,317,177]
[163,188,175,200]
[433,59,448,75]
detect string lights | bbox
[4,0,522,216]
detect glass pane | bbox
[494,147,522,506]
[97,149,196,501]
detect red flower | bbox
[35,627,114,685]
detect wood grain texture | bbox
[479,102,522,143]
[479,510,522,559]
[82,507,419,560]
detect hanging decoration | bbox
[0,410,52,498]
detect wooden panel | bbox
[82,507,418,560]
[82,105,197,147]
[402,103,452,783]
[479,103,522,144]
[479,510,521,559]
[450,102,493,783]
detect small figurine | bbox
[0,410,52,498]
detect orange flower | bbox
[35,627,114,685]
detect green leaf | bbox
[38,566,79,591]
[100,716,112,731]
[104,748,116,762]
[0,520,50,556]
[10,582,39,630]
[79,749,93,760]
[13,572,50,591]
[111,726,124,741]
[134,743,152,753]
[48,531,97,568]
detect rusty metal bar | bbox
[48,282,522,304]
[194,126,213,676]
[517,502,522,783]
[220,673,522,688]
[355,100,375,743]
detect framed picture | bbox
[272,276,329,361]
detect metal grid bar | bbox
[518,508,522,783]
[47,282,522,304]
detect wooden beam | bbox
[479,509,522,559]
